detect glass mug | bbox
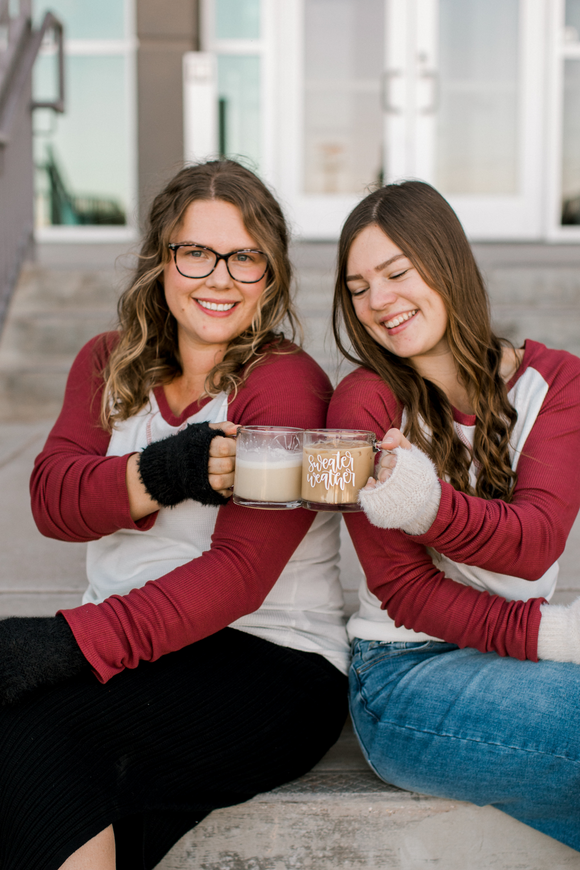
[301,429,379,512]
[233,426,304,510]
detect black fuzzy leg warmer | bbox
[0,615,89,705]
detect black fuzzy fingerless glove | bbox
[138,420,228,508]
[0,615,90,705]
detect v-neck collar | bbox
[153,385,216,427]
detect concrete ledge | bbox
[156,721,580,870]
[157,798,580,870]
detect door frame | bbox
[545,0,580,241]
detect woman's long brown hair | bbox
[101,160,301,430]
[333,181,518,501]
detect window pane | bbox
[562,60,580,225]
[303,0,384,195]
[32,0,126,40]
[436,0,519,195]
[217,55,261,168]
[566,0,580,38]
[33,55,130,226]
[216,0,260,39]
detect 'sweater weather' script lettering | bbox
[306,450,355,491]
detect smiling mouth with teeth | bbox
[384,309,418,329]
[196,300,237,312]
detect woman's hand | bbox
[208,421,239,497]
[358,429,441,535]
[363,428,412,489]
[133,421,240,517]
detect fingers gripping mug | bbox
[301,429,378,512]
[233,426,304,509]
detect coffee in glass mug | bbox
[301,429,378,511]
[233,426,303,509]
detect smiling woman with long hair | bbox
[0,160,348,870]
[329,180,580,851]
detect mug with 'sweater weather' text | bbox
[301,429,378,512]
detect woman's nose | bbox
[368,281,397,310]
[206,258,233,288]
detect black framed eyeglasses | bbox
[168,243,269,284]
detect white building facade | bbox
[33,0,580,243]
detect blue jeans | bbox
[350,639,580,851]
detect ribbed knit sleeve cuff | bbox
[59,603,132,684]
[526,597,544,662]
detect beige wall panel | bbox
[138,0,197,39]
[136,0,199,223]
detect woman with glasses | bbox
[0,160,349,870]
[328,180,580,850]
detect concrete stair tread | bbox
[0,353,77,369]
[155,720,580,868]
[267,770,402,799]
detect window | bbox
[32,0,137,237]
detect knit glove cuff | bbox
[358,444,441,535]
[537,600,580,664]
[138,421,228,508]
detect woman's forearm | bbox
[126,453,160,521]
[60,501,315,682]
[346,512,544,660]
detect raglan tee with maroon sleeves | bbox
[30,333,349,683]
[327,340,580,661]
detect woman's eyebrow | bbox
[346,253,406,282]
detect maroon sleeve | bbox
[411,347,580,580]
[343,513,542,660]
[29,333,156,542]
[60,347,333,682]
[328,366,549,661]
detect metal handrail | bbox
[30,12,64,113]
[0,10,64,150]
[0,1,65,335]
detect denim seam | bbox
[380,720,580,766]
[350,666,384,726]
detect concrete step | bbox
[0,265,122,420]
[0,422,86,617]
[6,266,121,309]
[0,357,74,421]
[0,310,116,356]
[155,718,580,870]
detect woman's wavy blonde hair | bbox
[333,181,518,501]
[101,160,300,429]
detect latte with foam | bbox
[234,450,303,504]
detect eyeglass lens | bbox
[175,246,268,282]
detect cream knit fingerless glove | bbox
[537,600,580,664]
[358,444,441,535]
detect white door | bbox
[274,0,547,241]
[384,0,547,240]
[274,0,388,239]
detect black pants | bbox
[0,628,348,870]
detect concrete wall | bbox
[136,0,200,225]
